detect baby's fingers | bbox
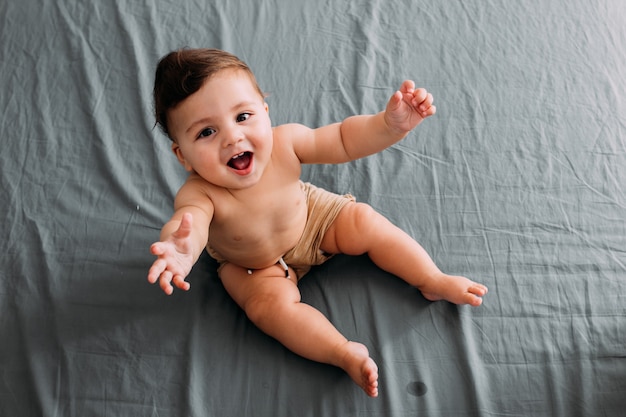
[411,88,429,106]
[159,270,175,295]
[172,275,191,292]
[421,103,436,118]
[399,80,416,94]
[150,241,165,256]
[413,90,435,118]
[147,257,167,283]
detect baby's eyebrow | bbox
[186,117,213,134]
[230,100,257,112]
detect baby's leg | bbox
[220,263,379,397]
[322,203,488,306]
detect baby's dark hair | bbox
[153,48,263,140]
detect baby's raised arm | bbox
[290,80,435,164]
[147,186,213,295]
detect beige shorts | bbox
[207,182,355,279]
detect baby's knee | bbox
[354,202,379,220]
[243,294,272,327]
[348,202,388,234]
[244,291,296,327]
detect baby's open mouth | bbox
[227,151,253,171]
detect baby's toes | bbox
[469,284,488,296]
[466,293,484,307]
[465,285,488,306]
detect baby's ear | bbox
[264,102,269,113]
[171,142,193,171]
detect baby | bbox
[148,48,487,397]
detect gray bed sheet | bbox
[1,1,625,416]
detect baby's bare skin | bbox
[339,342,379,398]
[148,68,487,397]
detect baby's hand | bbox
[147,213,195,295]
[384,80,436,135]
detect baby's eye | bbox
[198,127,216,138]
[236,113,251,123]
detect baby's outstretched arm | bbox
[148,181,213,294]
[291,80,437,165]
[148,211,208,295]
[336,80,435,160]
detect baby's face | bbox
[168,69,273,189]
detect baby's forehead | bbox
[167,68,264,138]
[177,69,261,109]
[207,68,264,98]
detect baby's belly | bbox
[208,210,307,270]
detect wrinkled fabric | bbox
[1,1,625,416]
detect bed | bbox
[2,1,625,416]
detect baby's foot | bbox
[339,341,379,397]
[420,274,488,306]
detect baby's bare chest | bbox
[219,193,305,238]
[207,184,308,265]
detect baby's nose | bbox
[222,127,243,147]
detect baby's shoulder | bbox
[272,123,314,160]
[273,123,312,142]
[175,175,215,204]
[179,173,210,191]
